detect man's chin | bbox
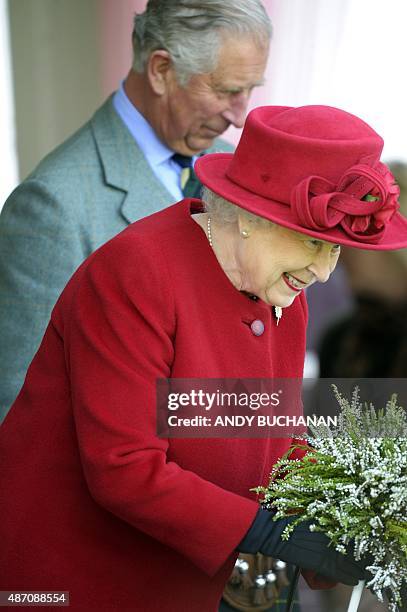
[184,135,218,155]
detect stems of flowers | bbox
[347,580,365,612]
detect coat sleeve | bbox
[0,179,88,421]
[61,232,258,576]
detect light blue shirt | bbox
[113,83,195,201]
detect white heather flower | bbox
[256,387,407,610]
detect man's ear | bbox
[147,49,175,95]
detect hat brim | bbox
[195,153,407,251]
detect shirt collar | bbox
[113,81,174,167]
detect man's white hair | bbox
[132,0,271,86]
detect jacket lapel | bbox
[90,97,175,224]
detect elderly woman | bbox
[1,105,406,612]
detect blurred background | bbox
[1,1,405,609]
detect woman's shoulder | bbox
[54,200,200,313]
[52,205,181,332]
[83,200,192,265]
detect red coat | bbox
[0,200,308,611]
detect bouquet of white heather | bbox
[255,386,407,611]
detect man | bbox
[0,0,271,420]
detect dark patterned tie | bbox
[172,153,203,198]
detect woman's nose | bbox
[308,252,333,283]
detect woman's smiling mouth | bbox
[282,272,308,291]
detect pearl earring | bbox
[241,229,250,238]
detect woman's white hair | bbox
[132,0,271,86]
[202,186,272,228]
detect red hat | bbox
[195,105,407,250]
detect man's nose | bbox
[221,92,250,128]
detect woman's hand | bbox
[238,509,368,586]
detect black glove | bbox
[239,509,368,586]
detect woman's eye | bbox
[305,240,320,250]
[331,244,341,254]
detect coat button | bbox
[250,319,265,336]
